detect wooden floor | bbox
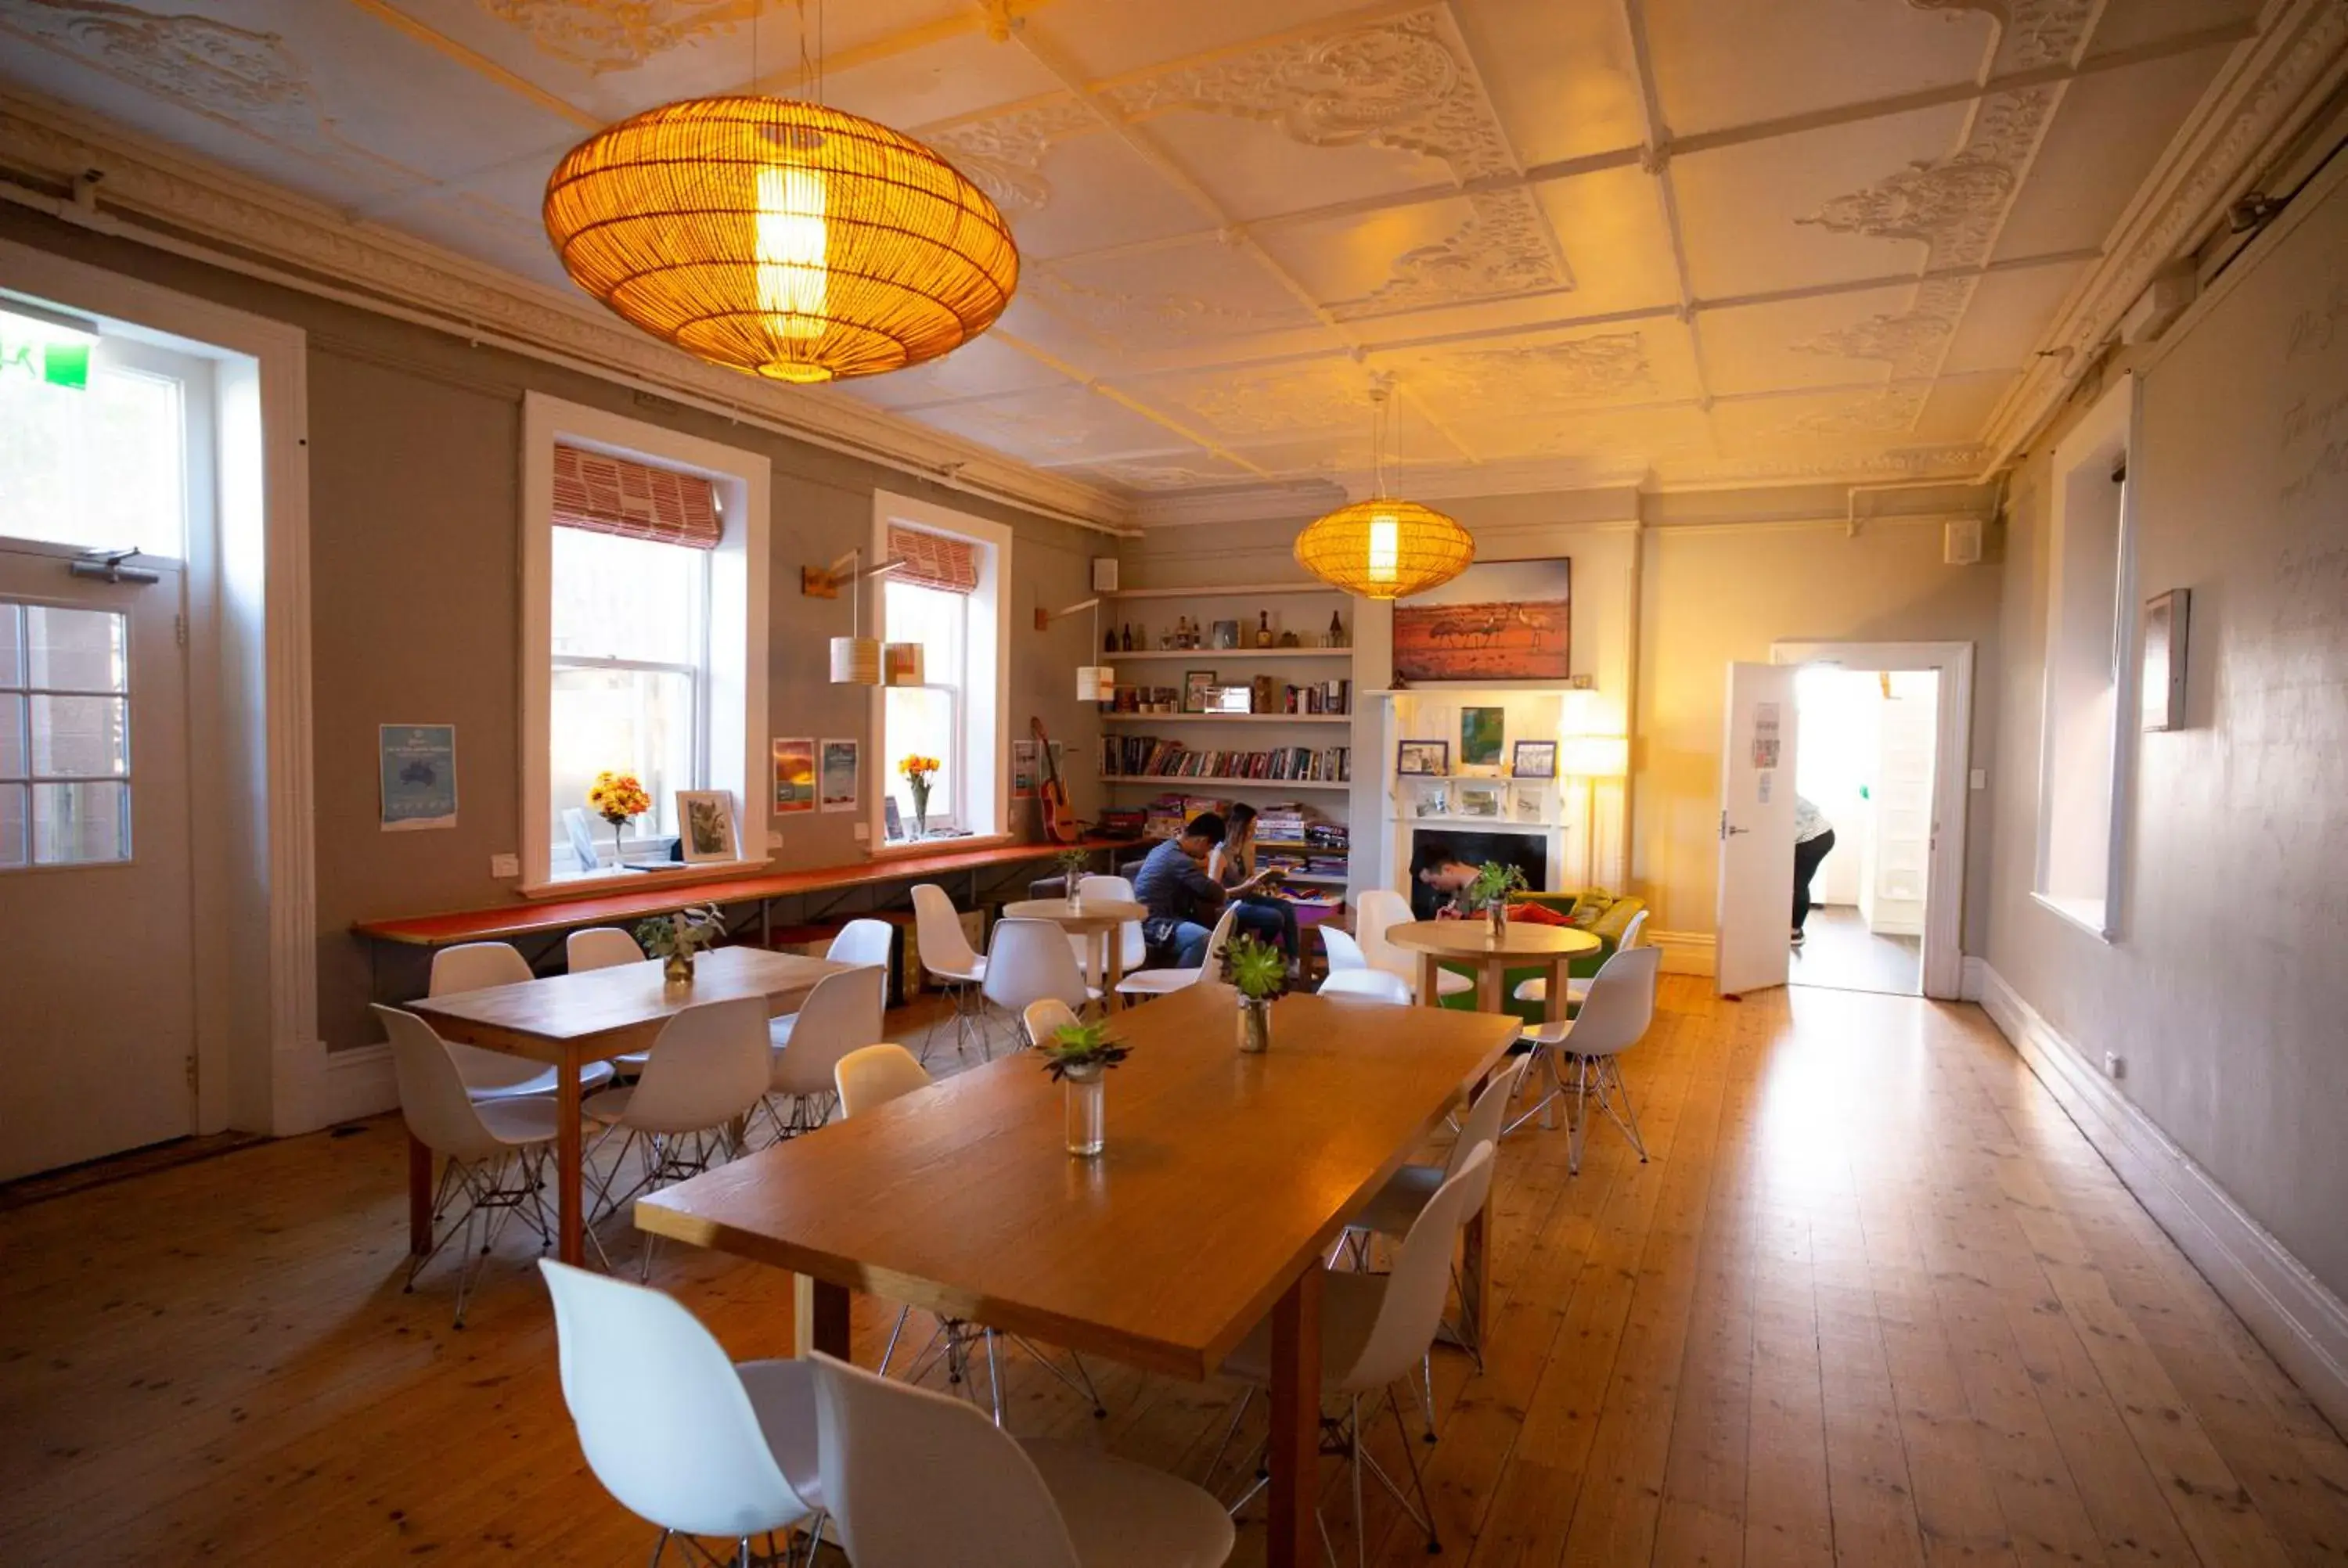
[5,980,2346,1565]
[1789,906,1921,996]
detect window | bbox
[871,494,1010,846]
[0,323,192,559]
[2033,373,2136,936]
[883,576,967,830]
[0,602,131,867]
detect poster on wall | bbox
[819,739,860,811]
[378,723,457,831]
[1751,701,1781,771]
[1011,738,1037,800]
[1392,558,1570,684]
[772,737,816,814]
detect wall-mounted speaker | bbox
[1944,518,1985,566]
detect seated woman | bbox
[1208,804,1298,963]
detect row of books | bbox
[1099,736,1352,783]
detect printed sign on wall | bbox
[380,724,457,831]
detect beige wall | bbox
[1984,170,2348,1300]
[0,205,1109,1053]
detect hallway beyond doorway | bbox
[1792,902,1921,994]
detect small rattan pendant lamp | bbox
[1291,383,1474,599]
[544,6,1017,385]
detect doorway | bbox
[1788,666,1938,995]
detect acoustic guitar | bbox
[1032,716,1082,845]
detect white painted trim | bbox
[1650,930,1716,977]
[1975,962,2348,1437]
[0,237,319,1138]
[517,393,772,897]
[1959,954,1987,1002]
[1770,639,1975,1001]
[320,1043,398,1127]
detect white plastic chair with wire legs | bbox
[1316,923,1370,976]
[807,1350,1233,1568]
[911,883,991,1062]
[1315,968,1414,1005]
[1355,889,1473,1003]
[583,995,772,1279]
[762,920,895,1065]
[1513,907,1648,1010]
[567,926,655,1077]
[1208,1144,1498,1566]
[1337,1056,1532,1441]
[1023,997,1082,1048]
[540,1261,822,1568]
[430,940,619,1102]
[983,917,1100,1029]
[376,1004,563,1327]
[834,1034,1108,1426]
[1508,944,1662,1172]
[1071,873,1147,989]
[758,966,886,1143]
[1114,902,1239,1002]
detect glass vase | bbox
[663,951,693,987]
[1487,901,1508,941]
[1064,1066,1105,1156]
[910,783,929,840]
[1237,997,1272,1054]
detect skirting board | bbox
[1977,962,2348,1437]
[1649,930,1716,977]
[321,1043,398,1128]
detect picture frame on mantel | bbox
[1396,739,1449,776]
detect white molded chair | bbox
[808,1350,1232,1568]
[1024,997,1082,1050]
[539,1261,819,1566]
[1513,944,1662,1170]
[583,995,772,1275]
[1072,874,1148,988]
[1514,907,1648,1009]
[1214,1145,1498,1563]
[983,918,1100,1027]
[567,926,645,973]
[834,1043,931,1120]
[762,966,887,1141]
[1115,903,1239,1001]
[1316,969,1414,1005]
[378,1004,563,1326]
[1356,890,1472,1003]
[430,940,617,1102]
[912,883,989,1061]
[765,920,893,1061]
[1317,924,1370,975]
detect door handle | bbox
[1718,811,1748,840]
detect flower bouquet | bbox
[587,770,653,869]
[897,753,941,838]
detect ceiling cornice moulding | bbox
[0,88,1134,533]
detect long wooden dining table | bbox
[636,981,1522,1566]
[405,945,851,1266]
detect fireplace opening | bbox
[1408,828,1547,919]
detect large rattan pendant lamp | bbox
[1292,383,1474,599]
[544,4,1017,385]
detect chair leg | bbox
[647,1527,672,1566]
[1350,1394,1367,1568]
[1385,1385,1442,1552]
[1003,1333,1108,1417]
[1205,1385,1255,1487]
[878,1304,914,1374]
[1595,1055,1648,1161]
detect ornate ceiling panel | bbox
[0,0,2303,514]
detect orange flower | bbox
[588,769,652,823]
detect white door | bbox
[0,542,196,1177]
[1716,661,1799,998]
[1866,674,1939,937]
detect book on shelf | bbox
[1099,735,1351,784]
[1100,677,1349,717]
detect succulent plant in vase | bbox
[1469,861,1528,938]
[1039,1020,1129,1156]
[1222,933,1286,1053]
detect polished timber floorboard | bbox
[4,982,2346,1566]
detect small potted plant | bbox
[635,902,726,987]
[1055,847,1090,911]
[587,769,652,869]
[1038,1020,1129,1156]
[1222,932,1286,1053]
[1470,861,1528,940]
[897,753,941,840]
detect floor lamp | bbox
[1558,734,1630,888]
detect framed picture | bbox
[1457,782,1504,818]
[1183,669,1216,714]
[675,790,737,863]
[1396,739,1449,776]
[1211,619,1241,649]
[1460,707,1505,768]
[1207,684,1253,714]
[1513,785,1550,824]
[2142,588,2190,731]
[1410,782,1450,818]
[818,738,859,811]
[772,736,816,814]
[1511,739,1558,779]
[1392,557,1571,684]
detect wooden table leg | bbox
[556,1058,584,1267]
[1549,955,1569,1026]
[1269,1262,1323,1568]
[1418,952,1443,1008]
[1478,961,1504,1014]
[1103,930,1123,1013]
[407,1130,433,1255]
[812,1278,852,1361]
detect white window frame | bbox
[880,574,968,836]
[520,393,769,894]
[868,490,1010,853]
[2032,372,2139,940]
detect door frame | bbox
[2,238,317,1137]
[1770,639,1974,1001]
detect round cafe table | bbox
[999,897,1149,1012]
[1383,919,1602,1022]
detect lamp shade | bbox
[546,96,1019,385]
[830,636,880,685]
[1292,498,1475,600]
[1558,734,1630,779]
[1077,665,1115,703]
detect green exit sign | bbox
[0,305,93,390]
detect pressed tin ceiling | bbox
[0,0,2276,512]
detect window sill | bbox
[519,857,773,901]
[866,833,1010,862]
[2030,891,2112,942]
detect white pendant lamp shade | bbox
[1077,665,1115,703]
[830,635,880,685]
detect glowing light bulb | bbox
[755,162,828,365]
[1367,512,1399,584]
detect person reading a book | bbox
[1135,811,1278,968]
[1208,804,1297,964]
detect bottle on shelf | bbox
[1119,623,1134,653]
[1104,623,1117,654]
[1327,610,1347,648]
[1255,610,1273,648]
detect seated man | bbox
[1133,811,1276,969]
[1410,839,1480,919]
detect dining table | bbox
[636,980,1522,1567]
[998,895,1149,1009]
[404,945,851,1265]
[1382,917,1602,1019]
